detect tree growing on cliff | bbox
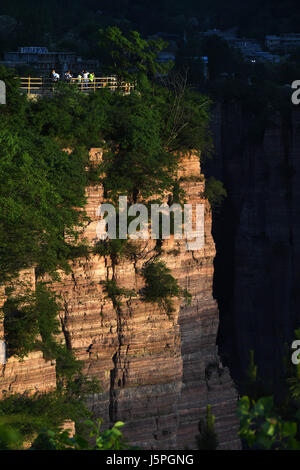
[100,91,179,204]
[236,332,300,450]
[98,26,173,83]
[204,176,227,212]
[0,77,98,281]
[196,405,219,450]
[158,71,212,155]
[141,261,191,316]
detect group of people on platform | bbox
[49,69,95,87]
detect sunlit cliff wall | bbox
[0,150,240,449]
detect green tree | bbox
[0,381,99,448]
[238,395,300,450]
[100,92,178,204]
[142,261,191,316]
[98,26,172,83]
[29,420,129,450]
[0,77,94,281]
[204,176,227,211]
[196,405,219,450]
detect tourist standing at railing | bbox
[50,69,60,82]
[49,69,60,91]
[83,70,89,88]
[89,72,95,86]
[64,70,73,82]
[77,73,83,89]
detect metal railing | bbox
[19,76,134,95]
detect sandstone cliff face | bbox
[0,150,240,449]
[0,270,57,396]
[210,104,300,389]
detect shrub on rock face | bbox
[101,279,136,309]
[142,261,191,316]
[3,283,60,359]
[3,294,39,359]
[196,405,219,450]
[204,176,227,211]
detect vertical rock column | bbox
[52,150,240,449]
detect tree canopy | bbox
[98,26,172,82]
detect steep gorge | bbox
[210,103,300,392]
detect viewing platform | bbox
[19,76,134,96]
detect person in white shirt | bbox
[83,70,89,88]
[64,70,73,82]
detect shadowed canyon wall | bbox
[210,103,300,391]
[0,150,240,449]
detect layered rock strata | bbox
[0,149,240,449]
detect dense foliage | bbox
[3,282,60,358]
[30,419,129,450]
[238,395,300,450]
[0,417,128,450]
[98,26,171,82]
[0,61,211,282]
[0,68,91,281]
[237,342,300,450]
